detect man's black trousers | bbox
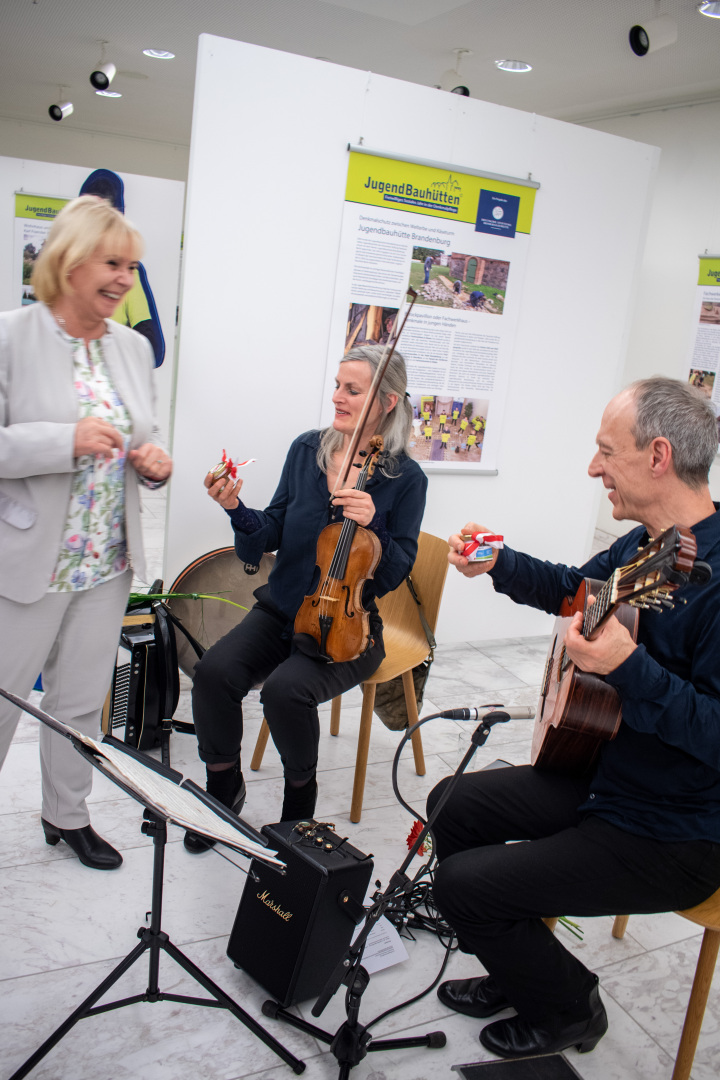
[428,765,720,1027]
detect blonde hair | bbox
[316,345,413,477]
[32,195,143,306]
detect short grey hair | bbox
[317,345,413,476]
[629,376,717,490]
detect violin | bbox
[294,436,384,662]
[294,287,417,663]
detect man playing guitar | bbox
[430,377,720,1061]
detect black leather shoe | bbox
[437,976,511,1018]
[41,818,122,870]
[479,983,608,1059]
[184,770,246,854]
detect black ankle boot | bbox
[280,776,318,822]
[184,760,246,854]
[41,818,122,870]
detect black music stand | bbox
[261,708,513,1079]
[0,688,305,1080]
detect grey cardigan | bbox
[0,302,162,603]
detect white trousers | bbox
[0,570,131,829]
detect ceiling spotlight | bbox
[629,15,678,56]
[697,1,720,15]
[48,100,73,122]
[90,41,116,90]
[495,59,532,73]
[143,48,175,59]
[96,90,122,98]
[90,61,116,91]
[437,48,473,95]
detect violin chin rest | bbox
[292,632,332,663]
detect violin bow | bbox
[331,286,418,498]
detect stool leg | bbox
[250,717,270,771]
[671,928,720,1080]
[330,696,341,737]
[351,685,376,823]
[402,669,425,776]
[612,915,630,939]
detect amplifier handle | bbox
[338,890,365,924]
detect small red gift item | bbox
[209,451,255,482]
[406,819,432,856]
[462,533,504,562]
[209,449,237,482]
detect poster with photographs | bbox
[683,255,720,449]
[321,150,538,472]
[15,194,69,305]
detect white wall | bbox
[0,154,185,437]
[0,116,188,182]
[584,101,720,536]
[168,35,658,643]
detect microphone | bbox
[439,705,535,723]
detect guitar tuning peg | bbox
[358,450,367,457]
[353,462,361,469]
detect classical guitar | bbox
[531,525,704,774]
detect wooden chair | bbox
[250,530,450,822]
[609,891,720,1080]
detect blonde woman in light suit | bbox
[0,196,173,869]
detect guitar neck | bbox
[581,572,619,639]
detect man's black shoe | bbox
[479,983,608,1058]
[437,975,511,1019]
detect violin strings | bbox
[318,457,371,626]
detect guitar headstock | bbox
[615,525,697,610]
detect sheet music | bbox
[63,728,282,868]
[0,688,282,868]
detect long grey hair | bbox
[316,344,414,477]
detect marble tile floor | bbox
[1,494,718,1080]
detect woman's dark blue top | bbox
[489,507,720,842]
[227,430,427,623]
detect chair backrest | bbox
[376,531,449,659]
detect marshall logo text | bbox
[257,890,293,921]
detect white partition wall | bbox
[169,35,659,642]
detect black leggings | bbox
[192,586,385,782]
[427,765,720,1027]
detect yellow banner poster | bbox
[15,193,70,304]
[685,256,720,446]
[345,152,536,236]
[322,149,540,473]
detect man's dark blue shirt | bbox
[489,507,720,842]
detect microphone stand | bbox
[260,708,513,1079]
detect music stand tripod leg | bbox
[9,813,305,1080]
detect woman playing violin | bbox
[185,344,427,850]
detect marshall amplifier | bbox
[227,819,374,1007]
